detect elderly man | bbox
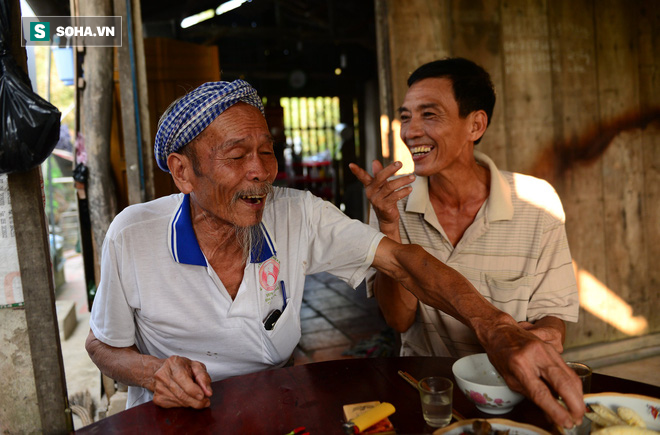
[86,80,584,428]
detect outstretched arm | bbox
[85,330,212,409]
[371,237,584,429]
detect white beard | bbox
[235,224,262,262]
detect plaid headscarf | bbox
[154,80,265,172]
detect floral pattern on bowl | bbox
[465,389,512,407]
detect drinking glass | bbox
[566,361,592,394]
[417,376,453,428]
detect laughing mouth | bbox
[240,194,266,204]
[410,146,433,157]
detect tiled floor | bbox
[292,272,390,365]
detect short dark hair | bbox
[408,58,495,144]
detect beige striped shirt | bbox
[367,151,579,358]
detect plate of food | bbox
[433,418,551,435]
[576,393,660,434]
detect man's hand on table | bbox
[85,331,213,410]
[481,320,585,429]
[149,355,213,409]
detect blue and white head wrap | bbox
[154,79,265,172]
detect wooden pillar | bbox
[8,171,72,433]
[449,1,507,168]
[79,0,117,260]
[386,0,451,118]
[546,0,608,348]
[0,0,71,432]
[374,0,393,165]
[132,0,155,202]
[114,0,144,205]
[596,0,646,332]
[500,0,555,174]
[638,0,660,321]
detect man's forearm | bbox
[372,238,516,341]
[86,329,213,409]
[85,330,161,391]
[373,270,418,332]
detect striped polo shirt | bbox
[367,151,579,358]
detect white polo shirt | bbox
[367,151,578,358]
[90,187,384,408]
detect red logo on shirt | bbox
[259,258,280,292]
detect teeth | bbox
[410,146,432,155]
[240,194,266,204]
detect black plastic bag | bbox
[0,2,61,174]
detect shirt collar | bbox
[405,150,513,222]
[474,150,513,221]
[168,194,276,266]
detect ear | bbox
[467,110,488,143]
[167,152,194,194]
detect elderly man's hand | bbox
[149,355,213,409]
[349,161,414,238]
[481,320,584,429]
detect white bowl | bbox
[452,353,524,414]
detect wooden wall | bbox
[379,0,660,350]
[110,38,221,203]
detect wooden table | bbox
[76,357,660,434]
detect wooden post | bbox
[132,0,155,202]
[500,0,555,174]
[2,0,71,432]
[8,171,72,433]
[450,0,507,168]
[596,0,646,335]
[386,0,451,118]
[546,0,608,348]
[638,0,660,320]
[374,0,394,165]
[79,0,117,257]
[114,0,144,205]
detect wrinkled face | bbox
[186,103,277,228]
[399,77,474,177]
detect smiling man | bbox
[351,57,578,375]
[86,81,385,410]
[86,79,584,429]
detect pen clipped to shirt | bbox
[264,280,287,330]
[280,280,287,310]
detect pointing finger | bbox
[348,163,373,186]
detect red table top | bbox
[76,356,660,435]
